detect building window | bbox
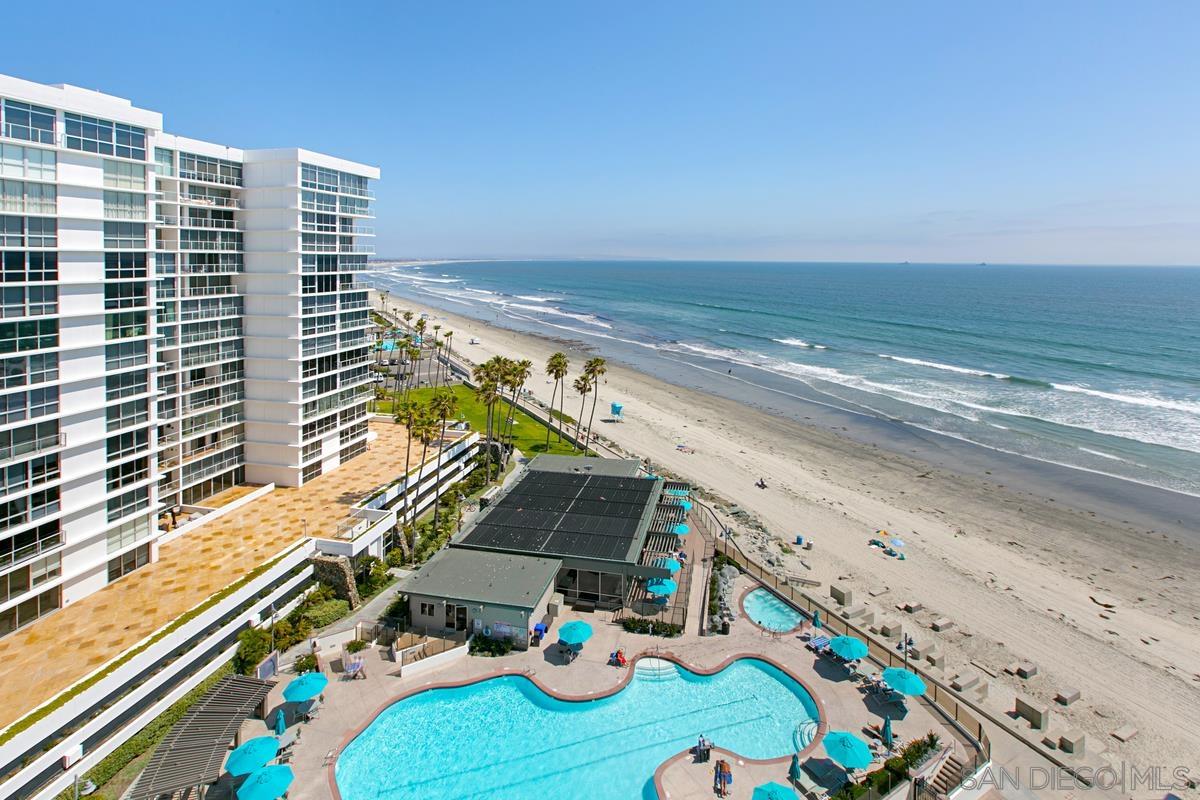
[26,218,55,248]
[2,100,56,145]
[106,428,148,460]
[0,144,55,181]
[102,159,146,190]
[2,252,58,283]
[1,353,58,388]
[106,369,147,400]
[104,282,147,310]
[104,221,147,249]
[0,585,61,636]
[1,181,56,215]
[106,517,151,554]
[106,543,150,583]
[179,153,242,186]
[302,191,337,213]
[105,340,148,370]
[105,251,146,280]
[0,319,57,354]
[106,486,148,522]
[65,114,146,160]
[106,457,148,491]
[106,398,148,431]
[103,190,146,220]
[154,147,174,177]
[105,311,147,340]
[419,602,435,617]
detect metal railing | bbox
[0,432,65,464]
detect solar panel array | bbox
[460,471,657,562]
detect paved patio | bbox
[250,572,966,800]
[0,420,456,730]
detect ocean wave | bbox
[464,288,496,295]
[773,337,828,350]
[1052,384,1200,415]
[407,275,463,284]
[1077,446,1128,463]
[507,303,613,329]
[515,294,561,302]
[1001,375,1053,389]
[879,354,1009,379]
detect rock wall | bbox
[311,555,362,609]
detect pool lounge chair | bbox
[806,635,830,652]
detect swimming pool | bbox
[335,657,821,800]
[743,587,806,632]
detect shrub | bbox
[301,598,350,629]
[619,618,683,637]
[293,654,318,674]
[884,756,909,777]
[469,636,514,657]
[233,628,272,676]
[345,639,369,653]
[385,547,407,568]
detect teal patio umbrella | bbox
[653,557,682,574]
[673,523,690,535]
[237,765,293,800]
[788,754,803,784]
[751,781,796,799]
[882,667,926,697]
[881,715,894,749]
[823,731,872,771]
[645,578,678,597]
[225,737,279,777]
[273,709,285,736]
[557,620,593,647]
[680,500,693,511]
[811,609,821,629]
[282,671,328,703]
[828,636,868,661]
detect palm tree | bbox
[583,357,608,453]
[572,374,591,451]
[473,376,501,483]
[394,397,422,523]
[404,345,421,399]
[544,352,569,450]
[408,411,439,536]
[428,388,459,530]
[441,331,454,386]
[431,324,443,388]
[500,359,532,459]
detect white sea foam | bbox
[773,337,827,349]
[879,354,1008,379]
[407,275,463,284]
[1051,384,1200,415]
[515,295,560,302]
[1078,447,1127,462]
[507,303,612,329]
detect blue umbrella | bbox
[680,500,693,511]
[282,671,328,703]
[673,523,690,535]
[237,765,294,800]
[882,715,894,749]
[823,731,872,770]
[557,620,593,646]
[882,667,926,697]
[273,709,285,736]
[788,753,803,784]
[828,636,869,661]
[645,578,678,596]
[225,737,279,777]
[811,609,821,629]
[752,781,796,800]
[653,557,682,574]
[890,538,906,548]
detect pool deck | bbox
[245,573,977,800]
[0,420,459,732]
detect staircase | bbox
[793,718,820,750]
[634,657,680,683]
[925,751,965,799]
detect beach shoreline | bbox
[373,289,1200,772]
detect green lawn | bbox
[383,384,583,457]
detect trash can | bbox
[721,620,731,635]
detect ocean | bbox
[368,260,1200,498]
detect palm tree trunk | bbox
[483,400,493,483]
[415,439,430,531]
[433,417,448,529]
[587,390,600,454]
[575,393,588,450]
[544,381,557,451]
[557,382,566,442]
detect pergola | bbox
[127,674,276,800]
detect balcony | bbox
[168,193,243,210]
[179,347,244,369]
[180,240,241,252]
[183,388,245,414]
[181,217,242,231]
[181,369,244,392]
[180,285,238,298]
[2,122,55,146]
[0,433,66,465]
[179,170,243,188]
[182,432,245,464]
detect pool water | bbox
[335,657,820,800]
[743,588,806,632]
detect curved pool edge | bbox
[739,583,809,635]
[327,650,828,800]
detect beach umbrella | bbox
[811,609,821,629]
[653,557,682,574]
[828,636,869,661]
[273,709,285,736]
[882,716,894,749]
[751,781,796,800]
[823,731,872,771]
[236,765,294,800]
[282,671,328,703]
[225,737,279,777]
[788,753,803,784]
[673,523,690,535]
[680,500,693,511]
[882,667,926,697]
[890,538,906,548]
[645,578,678,597]
[557,620,593,646]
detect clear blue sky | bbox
[10,1,1199,264]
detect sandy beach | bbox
[380,292,1200,774]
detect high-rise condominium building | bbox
[0,74,377,637]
